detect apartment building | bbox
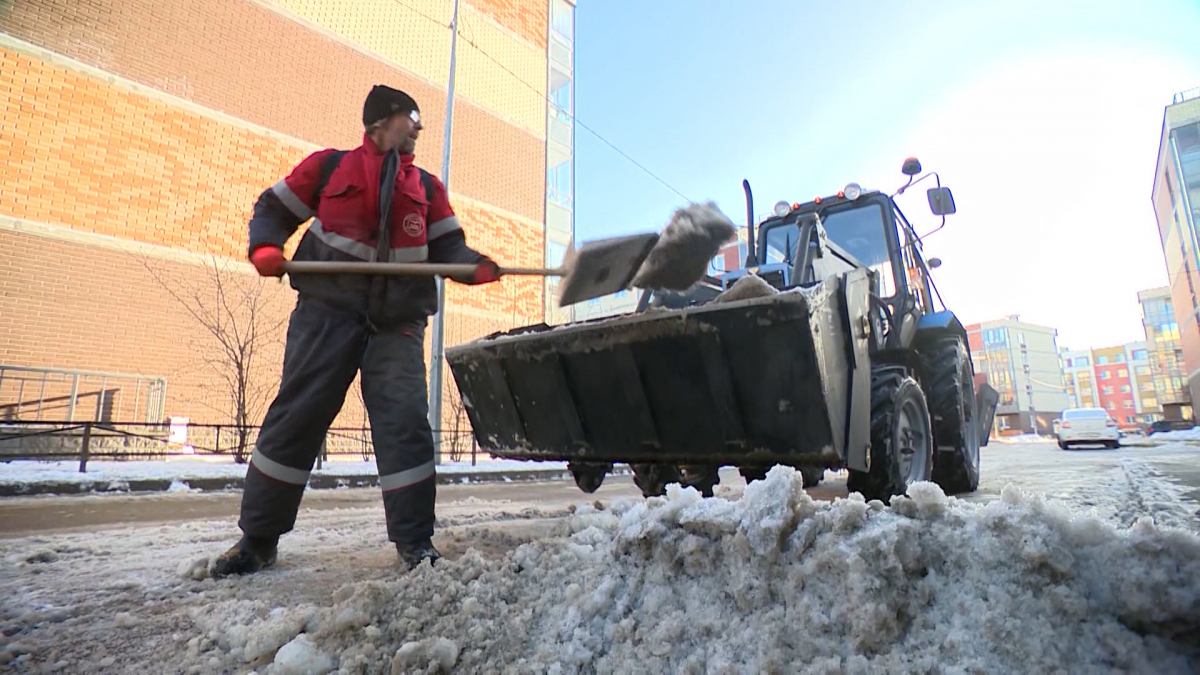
[0,0,576,432]
[1138,286,1192,420]
[1150,87,1200,408]
[965,316,1070,435]
[1061,340,1164,430]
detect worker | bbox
[211,84,501,578]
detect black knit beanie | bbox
[363,85,419,127]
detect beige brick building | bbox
[0,0,577,439]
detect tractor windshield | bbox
[762,200,897,295]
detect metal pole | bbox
[67,373,79,423]
[429,0,461,465]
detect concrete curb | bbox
[0,466,634,498]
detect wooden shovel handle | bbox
[281,261,561,277]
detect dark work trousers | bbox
[238,296,437,545]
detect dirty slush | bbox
[161,466,1200,674]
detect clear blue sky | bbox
[570,0,1200,350]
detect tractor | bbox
[445,158,999,503]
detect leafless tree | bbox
[141,254,289,463]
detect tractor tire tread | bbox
[847,364,927,502]
[921,334,981,494]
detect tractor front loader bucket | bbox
[444,270,873,474]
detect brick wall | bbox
[0,41,548,434]
[467,0,549,51]
[0,0,546,222]
[0,223,541,433]
[265,0,548,134]
[0,46,546,316]
[0,226,296,426]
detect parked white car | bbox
[1056,407,1120,449]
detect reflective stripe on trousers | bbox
[380,460,436,492]
[237,298,437,544]
[249,446,310,485]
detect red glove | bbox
[250,245,286,277]
[467,258,502,285]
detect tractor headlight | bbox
[844,182,862,200]
[773,200,792,217]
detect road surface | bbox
[2,439,1197,537]
[0,440,1197,673]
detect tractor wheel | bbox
[847,365,934,502]
[921,335,981,494]
[799,466,823,488]
[679,464,721,497]
[568,462,611,494]
[739,466,770,484]
[631,463,681,497]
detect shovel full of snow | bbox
[280,201,738,307]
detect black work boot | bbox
[211,534,279,579]
[395,540,441,571]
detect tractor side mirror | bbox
[927,187,956,216]
[902,157,922,176]
[928,257,943,269]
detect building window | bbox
[1103,386,1113,395]
[1120,385,1130,394]
[1097,355,1109,365]
[547,160,572,208]
[1123,400,1133,409]
[551,0,573,43]
[1132,349,1148,360]
[1118,368,1128,378]
[1101,371,1111,380]
[983,328,1007,346]
[1076,356,1090,367]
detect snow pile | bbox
[991,433,1053,444]
[274,634,338,675]
[631,201,738,291]
[713,273,779,303]
[1147,426,1200,442]
[192,466,1200,673]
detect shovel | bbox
[280,202,739,307]
[281,232,663,307]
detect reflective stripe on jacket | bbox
[247,133,486,327]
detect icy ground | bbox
[2,443,1200,674]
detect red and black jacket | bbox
[248,133,487,327]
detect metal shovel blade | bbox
[557,232,661,307]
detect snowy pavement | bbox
[1,441,1198,673]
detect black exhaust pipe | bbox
[743,179,758,267]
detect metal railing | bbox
[0,365,168,424]
[0,420,482,472]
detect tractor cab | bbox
[714,158,958,351]
[722,188,901,296]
